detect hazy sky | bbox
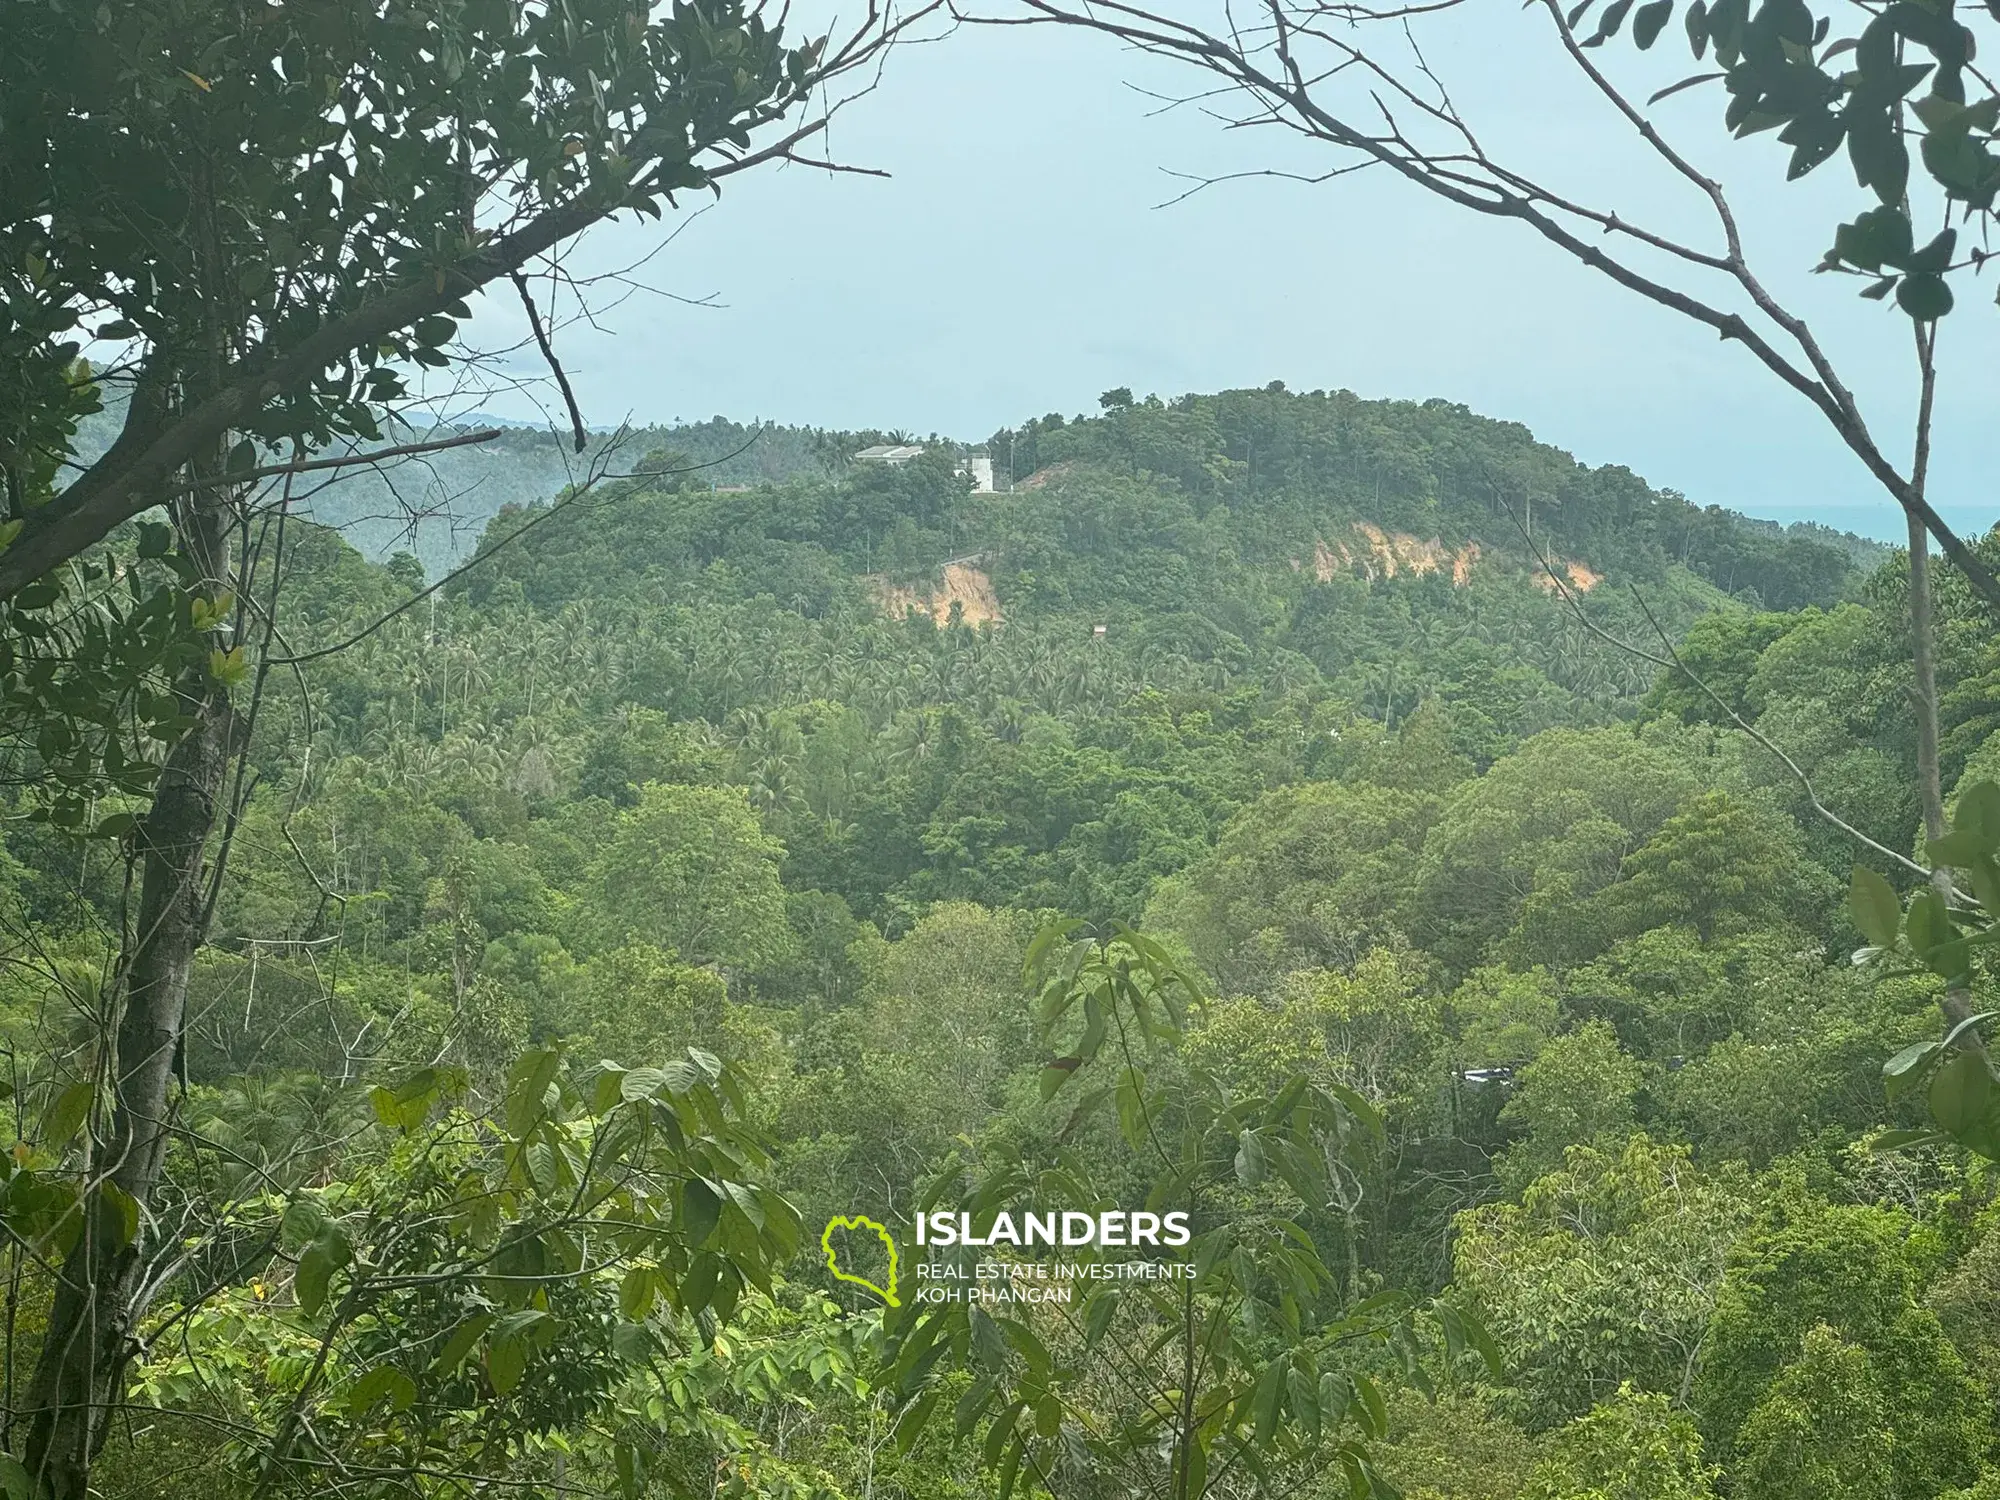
[463,3,2000,543]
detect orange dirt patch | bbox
[874,563,1002,627]
[1530,558,1604,594]
[1307,525,1482,585]
[1014,462,1073,491]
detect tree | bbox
[1143,780,1441,990]
[0,0,927,600]
[1733,1326,1897,1500]
[983,0,2000,611]
[1494,1023,1644,1191]
[1695,1198,1990,1500]
[1454,1136,1755,1427]
[987,0,2000,1101]
[1599,790,1816,945]
[1409,730,1698,971]
[1,1041,812,1498]
[1522,1386,1719,1500]
[588,783,794,971]
[0,6,933,1485]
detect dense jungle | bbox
[11,1,2000,1497]
[10,382,2000,1500]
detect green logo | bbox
[821,1214,900,1307]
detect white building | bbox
[853,444,997,493]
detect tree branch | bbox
[977,0,2000,615]
[0,28,929,603]
[509,273,588,455]
[169,428,505,496]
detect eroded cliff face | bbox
[871,521,1602,631]
[872,562,1003,626]
[1300,523,1599,592]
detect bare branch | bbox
[509,272,589,454]
[169,428,505,497]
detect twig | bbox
[164,428,505,495]
[509,272,588,454]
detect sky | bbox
[461,1,2000,544]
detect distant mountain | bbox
[70,384,1889,595]
[69,404,849,579]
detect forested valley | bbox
[8,381,1999,1500]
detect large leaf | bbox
[1849,865,1901,948]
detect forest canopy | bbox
[3,381,1997,1500]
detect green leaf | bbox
[1235,1128,1267,1186]
[433,1314,493,1373]
[1907,888,1950,955]
[347,1365,417,1415]
[679,1178,721,1246]
[1849,865,1901,947]
[619,1066,671,1101]
[1038,1057,1082,1100]
[1954,781,2000,850]
[1930,1050,1997,1139]
[1831,205,1913,270]
[1898,271,1954,320]
[1083,1288,1118,1350]
[295,1225,352,1316]
[1462,1306,1506,1379]
[1907,227,1958,275]
[1583,0,1636,46]
[981,1400,1025,1469]
[620,1265,656,1320]
[1352,1372,1388,1438]
[504,1048,561,1137]
[98,1181,140,1251]
[486,1332,528,1395]
[996,1432,1023,1500]
[1632,0,1673,47]
[1114,1066,1149,1150]
[1870,1127,1947,1151]
[41,1081,93,1154]
[612,1320,657,1364]
[1251,1356,1288,1445]
[1884,1039,1941,1101]
[970,1304,1008,1373]
[955,1375,999,1438]
[90,812,137,841]
[207,645,249,687]
[0,1455,33,1500]
[1685,0,1709,54]
[893,1388,942,1453]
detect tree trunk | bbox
[1910,512,1948,850]
[1906,514,1982,1036]
[19,494,233,1498]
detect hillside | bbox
[69,404,849,577]
[19,381,2000,1500]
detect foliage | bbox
[3,374,1993,1500]
[1732,1325,1898,1500]
[1609,0,2000,323]
[1852,780,2000,1159]
[1454,1136,1755,1428]
[1521,1386,1718,1500]
[879,925,1475,1500]
[1695,1198,1991,1500]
